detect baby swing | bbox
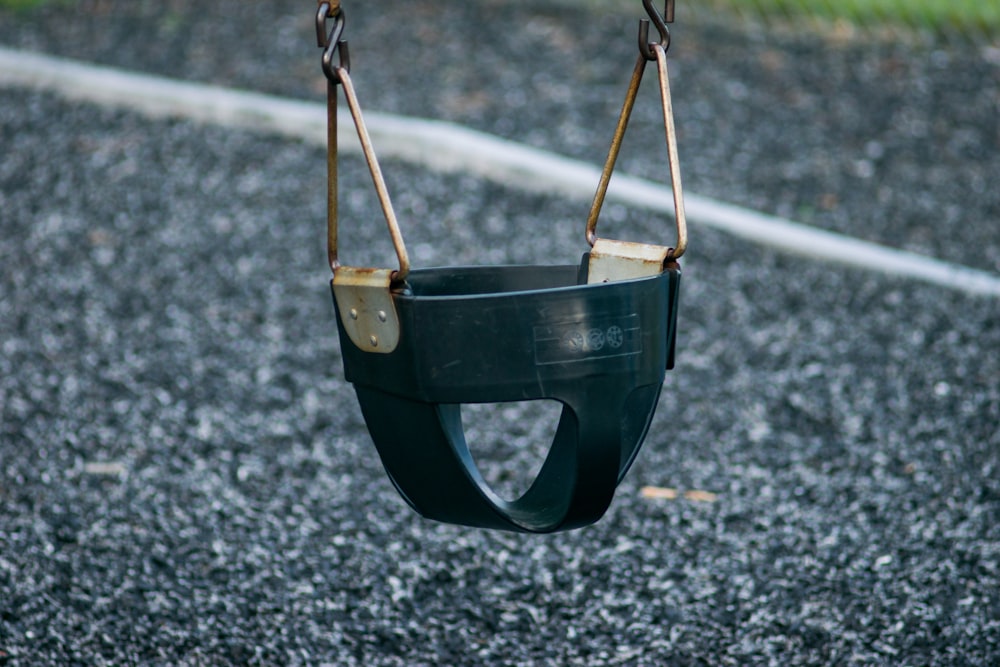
[315,0,687,533]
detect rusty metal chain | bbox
[316,1,684,274]
[586,0,687,260]
[316,1,410,282]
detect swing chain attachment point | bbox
[585,0,686,260]
[639,0,673,60]
[317,0,410,295]
[317,1,350,84]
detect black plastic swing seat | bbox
[333,255,680,533]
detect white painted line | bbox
[2,46,999,297]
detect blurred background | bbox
[564,0,1000,44]
[1,1,999,665]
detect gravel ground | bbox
[2,1,999,665]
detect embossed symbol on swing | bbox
[587,329,606,351]
[606,325,624,349]
[563,330,586,352]
[534,315,641,365]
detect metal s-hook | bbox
[317,1,350,83]
[639,0,673,60]
[316,2,343,49]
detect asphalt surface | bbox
[2,1,999,665]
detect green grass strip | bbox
[704,0,1000,34]
[0,0,56,9]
